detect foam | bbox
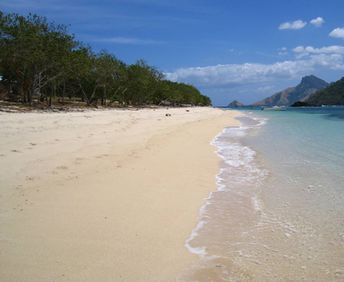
[213,122,267,188]
[184,194,213,257]
[184,113,268,257]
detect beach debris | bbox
[56,165,68,170]
[306,185,315,192]
[165,113,171,117]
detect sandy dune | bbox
[0,107,239,281]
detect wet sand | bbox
[0,107,239,281]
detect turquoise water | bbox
[181,108,344,281]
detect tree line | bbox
[0,11,211,107]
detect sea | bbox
[179,107,344,281]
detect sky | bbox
[1,0,344,105]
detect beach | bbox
[0,107,239,281]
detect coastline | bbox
[0,107,239,281]
[179,112,269,281]
[181,109,344,281]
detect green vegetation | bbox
[290,101,311,107]
[0,11,211,107]
[305,77,344,106]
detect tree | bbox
[0,12,76,104]
[94,51,125,106]
[0,11,211,107]
[124,60,163,105]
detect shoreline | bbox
[179,112,269,281]
[0,100,202,113]
[0,107,239,281]
[181,109,344,281]
[184,126,234,258]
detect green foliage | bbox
[305,77,344,106]
[0,11,211,107]
[0,12,76,103]
[156,80,210,106]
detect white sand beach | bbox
[0,107,239,281]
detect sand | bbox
[0,107,239,281]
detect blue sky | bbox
[1,0,344,105]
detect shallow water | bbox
[180,108,344,281]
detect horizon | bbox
[1,0,344,106]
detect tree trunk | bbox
[18,84,26,103]
[61,80,66,103]
[101,86,106,106]
[27,88,32,105]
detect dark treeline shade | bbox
[0,11,211,107]
[305,77,344,106]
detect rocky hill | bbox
[228,100,244,107]
[253,75,329,106]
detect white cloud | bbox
[329,27,344,39]
[165,45,343,105]
[279,20,307,30]
[165,53,344,88]
[310,17,325,27]
[93,36,163,45]
[278,47,288,56]
[293,45,344,57]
